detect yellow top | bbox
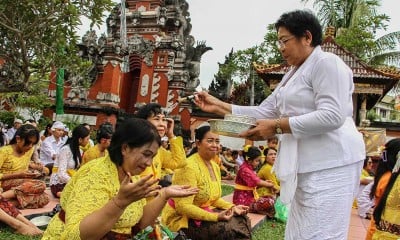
[372,175,400,240]
[42,156,145,240]
[81,144,109,165]
[140,136,186,179]
[161,153,234,232]
[0,145,34,180]
[257,163,280,197]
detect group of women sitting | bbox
[41,103,252,240]
[0,102,281,239]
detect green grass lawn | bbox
[252,219,285,240]
[0,225,42,240]
[0,184,285,239]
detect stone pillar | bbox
[359,94,369,127]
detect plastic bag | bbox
[274,197,289,223]
[134,223,175,240]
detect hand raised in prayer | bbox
[233,205,249,216]
[116,173,160,208]
[217,207,234,221]
[165,118,175,138]
[162,185,199,199]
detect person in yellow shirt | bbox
[135,103,187,181]
[82,122,114,165]
[0,124,49,209]
[162,125,251,239]
[42,118,198,240]
[369,138,400,240]
[257,147,280,198]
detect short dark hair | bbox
[243,146,261,161]
[135,103,163,119]
[108,118,161,166]
[275,9,322,47]
[96,122,114,142]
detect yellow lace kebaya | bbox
[140,136,186,179]
[81,144,109,165]
[42,156,145,239]
[372,175,400,239]
[161,153,234,232]
[257,163,280,197]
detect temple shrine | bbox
[44,0,211,133]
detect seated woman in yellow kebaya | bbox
[135,103,187,181]
[42,118,198,240]
[162,125,252,240]
[257,147,280,198]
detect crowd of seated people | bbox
[2,113,396,240]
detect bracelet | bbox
[112,197,125,210]
[275,118,283,134]
[158,189,168,202]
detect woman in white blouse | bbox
[195,9,365,240]
[49,124,90,198]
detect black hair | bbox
[135,103,164,120]
[10,124,40,146]
[370,139,400,200]
[65,125,90,169]
[44,123,53,137]
[96,122,114,142]
[243,146,261,161]
[108,118,161,166]
[187,125,211,157]
[275,9,323,47]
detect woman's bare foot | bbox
[15,224,43,236]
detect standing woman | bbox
[49,125,90,198]
[194,9,365,239]
[162,125,251,240]
[0,124,49,209]
[233,146,276,217]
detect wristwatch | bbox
[275,118,283,134]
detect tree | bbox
[0,0,114,94]
[208,49,236,100]
[301,0,399,67]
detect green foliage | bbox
[261,24,283,64]
[367,109,380,121]
[0,0,114,93]
[208,49,236,100]
[252,219,286,240]
[0,225,41,240]
[301,0,399,68]
[221,184,234,196]
[0,111,23,126]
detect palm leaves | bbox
[301,0,399,68]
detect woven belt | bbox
[377,219,400,236]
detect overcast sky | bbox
[79,0,399,88]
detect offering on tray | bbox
[208,114,256,138]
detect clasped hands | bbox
[217,205,249,221]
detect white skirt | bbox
[285,160,363,240]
